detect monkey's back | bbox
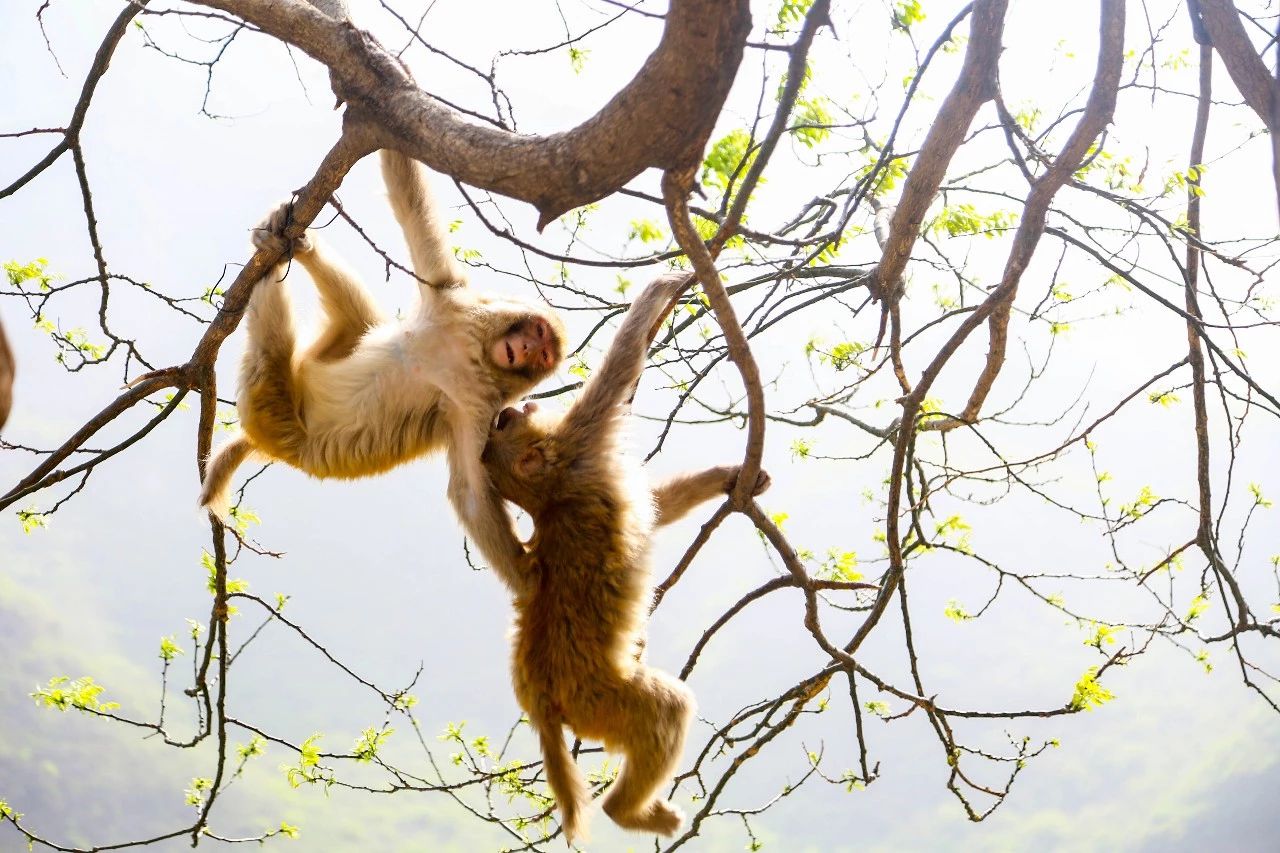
[511,470,656,724]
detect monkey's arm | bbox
[653,465,771,527]
[447,416,531,596]
[563,274,688,435]
[380,149,469,291]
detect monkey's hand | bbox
[722,465,771,497]
[252,202,315,257]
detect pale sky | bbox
[1,1,1278,851]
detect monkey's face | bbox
[489,317,561,380]
[482,401,562,512]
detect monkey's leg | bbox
[296,246,385,362]
[237,261,306,464]
[652,466,735,527]
[653,465,770,526]
[598,670,695,836]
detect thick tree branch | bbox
[950,0,1126,426]
[851,2,1128,659]
[190,0,751,228]
[1197,0,1280,220]
[872,0,1008,289]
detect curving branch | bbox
[0,1,149,200]
[6,1,1280,848]
[853,0,1127,659]
[1196,0,1280,221]
[872,0,1008,291]
[190,0,752,228]
[950,0,1126,427]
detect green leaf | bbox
[930,203,1019,238]
[159,635,183,661]
[4,257,58,291]
[227,504,261,536]
[183,777,213,808]
[17,507,48,534]
[627,219,667,244]
[0,798,21,821]
[1069,666,1114,711]
[701,129,756,193]
[774,0,814,29]
[818,549,861,582]
[892,0,925,30]
[31,676,120,713]
[856,155,907,198]
[299,734,322,768]
[283,733,333,789]
[352,726,393,762]
[201,550,249,596]
[1185,592,1210,622]
[792,97,832,148]
[1083,622,1117,649]
[237,735,265,760]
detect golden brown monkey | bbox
[480,275,771,841]
[200,150,565,560]
[0,315,12,431]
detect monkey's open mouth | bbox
[495,407,519,430]
[505,342,516,365]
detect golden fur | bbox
[200,151,564,566]
[481,276,770,841]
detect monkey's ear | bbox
[515,448,544,479]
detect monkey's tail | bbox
[199,433,256,520]
[534,713,590,845]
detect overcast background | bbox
[2,1,1279,850]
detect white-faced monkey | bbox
[481,275,771,841]
[200,150,565,553]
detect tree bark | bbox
[192,0,752,228]
[1197,0,1280,221]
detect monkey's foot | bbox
[605,798,684,837]
[252,201,314,256]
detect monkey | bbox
[199,150,566,550]
[479,274,771,842]
[0,315,12,431]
